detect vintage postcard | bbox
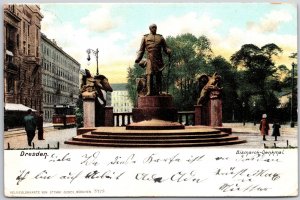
[2,1,298,198]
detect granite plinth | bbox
[137,95,173,107]
[132,95,178,123]
[132,108,178,122]
[126,119,184,130]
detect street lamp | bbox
[87,48,99,75]
[242,101,245,126]
[253,101,256,126]
[290,62,295,127]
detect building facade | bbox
[41,34,80,122]
[111,84,133,113]
[4,4,43,111]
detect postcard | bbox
[2,2,298,198]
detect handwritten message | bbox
[5,149,298,197]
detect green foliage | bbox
[126,63,144,106]
[230,43,286,121]
[75,96,83,128]
[125,34,297,124]
[164,34,212,110]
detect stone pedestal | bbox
[194,89,222,126]
[194,105,202,125]
[104,106,114,126]
[132,95,178,122]
[128,95,184,130]
[208,89,222,126]
[83,98,95,127]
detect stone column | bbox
[194,105,202,125]
[82,92,96,127]
[208,89,222,127]
[104,106,114,126]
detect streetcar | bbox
[52,105,76,128]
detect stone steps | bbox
[73,134,238,143]
[64,138,246,147]
[64,126,246,147]
[83,132,230,139]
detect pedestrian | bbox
[23,109,36,146]
[37,111,45,140]
[272,119,281,141]
[259,114,269,141]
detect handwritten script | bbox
[5,149,297,197]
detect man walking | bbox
[135,24,171,95]
[37,111,45,140]
[24,109,37,146]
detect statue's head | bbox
[149,24,157,34]
[94,75,113,92]
[85,69,92,78]
[213,72,221,83]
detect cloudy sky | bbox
[40,3,297,83]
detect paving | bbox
[3,123,298,150]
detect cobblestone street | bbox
[3,123,298,150]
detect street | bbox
[3,123,298,149]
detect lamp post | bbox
[253,101,256,125]
[290,62,295,127]
[242,101,245,126]
[87,48,99,75]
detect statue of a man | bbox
[135,24,171,96]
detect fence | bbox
[113,111,195,127]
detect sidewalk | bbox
[3,123,298,149]
[222,123,298,149]
[4,122,55,138]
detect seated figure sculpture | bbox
[196,72,222,105]
[81,69,113,106]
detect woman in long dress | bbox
[259,114,269,141]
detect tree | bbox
[207,56,239,121]
[75,96,83,128]
[230,43,283,120]
[126,63,144,106]
[164,34,213,110]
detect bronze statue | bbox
[136,75,147,97]
[135,24,171,96]
[196,72,222,105]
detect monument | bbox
[194,73,223,127]
[65,24,245,147]
[128,23,184,130]
[80,69,113,127]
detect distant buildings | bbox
[111,84,133,113]
[41,34,80,121]
[4,4,43,111]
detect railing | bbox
[113,112,133,126]
[178,111,195,126]
[112,111,195,127]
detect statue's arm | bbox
[161,36,171,56]
[135,36,146,63]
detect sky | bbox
[40,3,297,83]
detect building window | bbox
[7,74,14,94]
[28,44,30,55]
[23,41,26,54]
[23,22,25,34]
[17,34,19,49]
[27,24,30,37]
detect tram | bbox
[52,105,76,128]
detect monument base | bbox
[126,119,184,130]
[132,95,178,122]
